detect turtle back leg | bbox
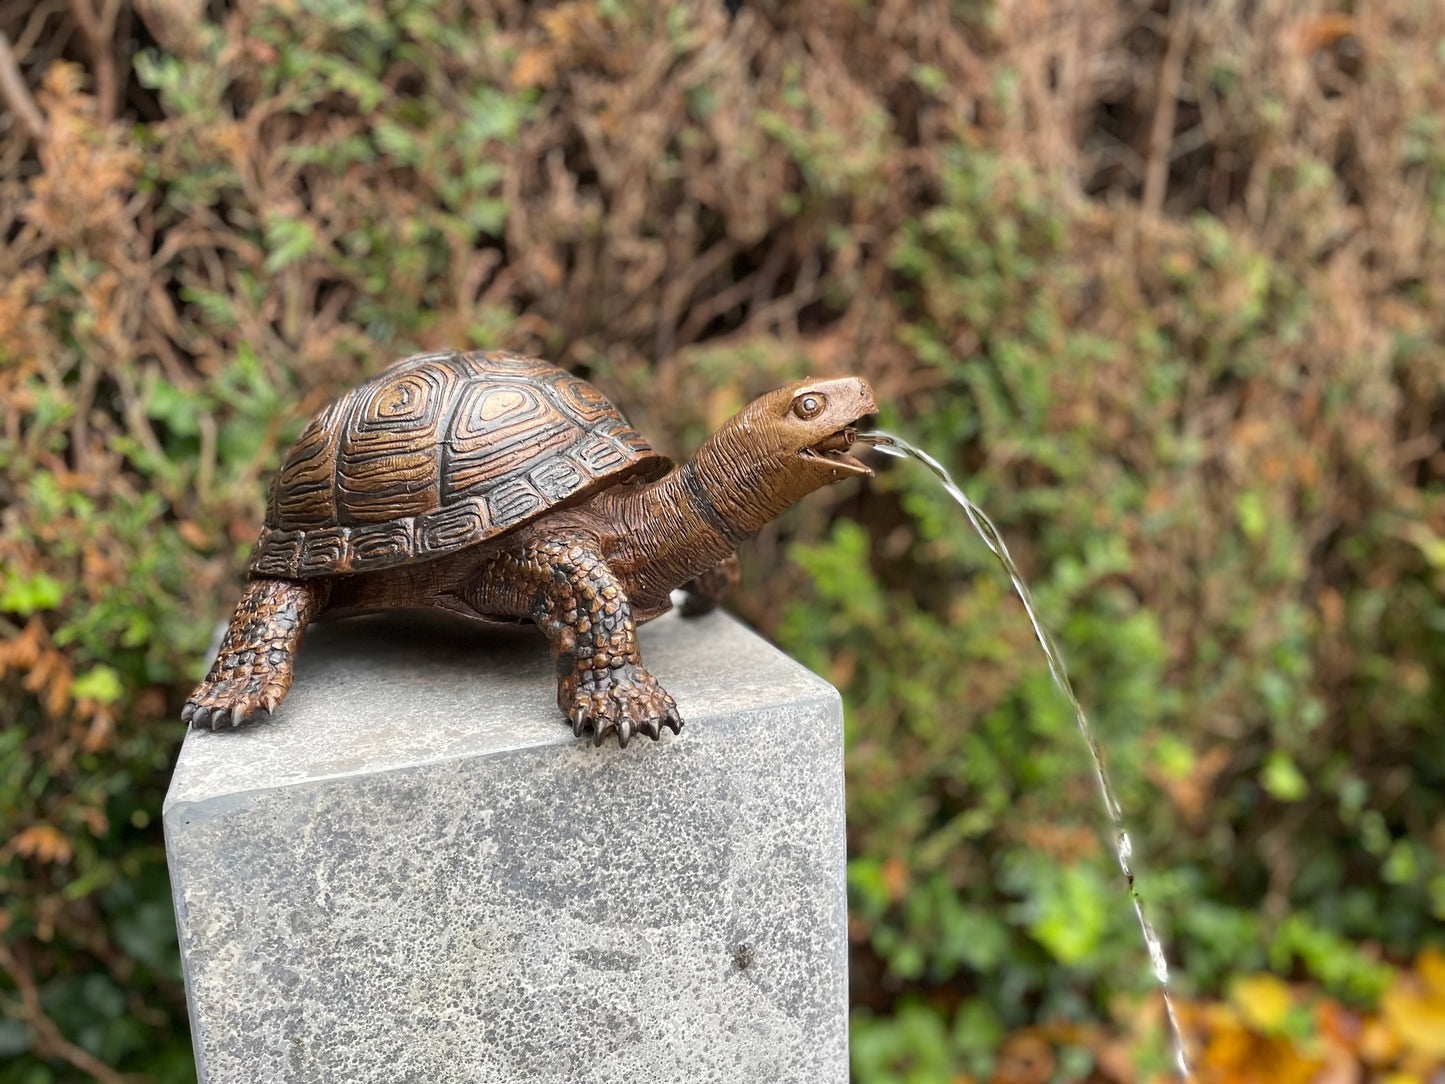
[474,533,681,747]
[679,552,740,617]
[183,577,330,729]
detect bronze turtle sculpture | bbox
[184,350,877,746]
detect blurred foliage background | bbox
[1,0,1443,1081]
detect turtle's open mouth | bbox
[802,425,873,476]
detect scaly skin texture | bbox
[470,532,681,747]
[182,577,330,729]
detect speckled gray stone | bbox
[164,609,847,1084]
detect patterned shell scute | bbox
[249,351,669,577]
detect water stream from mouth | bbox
[858,430,1192,1080]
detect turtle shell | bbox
[248,350,670,578]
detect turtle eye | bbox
[793,393,826,419]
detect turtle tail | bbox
[182,577,329,729]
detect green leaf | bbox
[262,216,319,273]
[1262,750,1308,802]
[1235,489,1268,541]
[72,666,124,705]
[1029,864,1108,965]
[0,569,65,615]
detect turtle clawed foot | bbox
[590,715,638,748]
[562,664,682,748]
[183,675,286,731]
[602,718,635,749]
[625,710,681,743]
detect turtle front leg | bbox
[182,576,329,729]
[679,552,740,617]
[479,535,681,747]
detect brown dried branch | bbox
[0,31,46,143]
[0,941,128,1084]
[133,0,207,59]
[66,0,119,122]
[1142,0,1195,218]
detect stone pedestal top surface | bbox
[167,609,836,808]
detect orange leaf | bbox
[82,706,116,753]
[1414,945,1445,998]
[881,855,909,900]
[6,824,73,865]
[1358,1015,1400,1065]
[1296,14,1356,54]
[511,46,556,90]
[1380,971,1445,1059]
[177,520,213,550]
[991,1033,1054,1084]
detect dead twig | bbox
[0,941,128,1084]
[1142,0,1194,218]
[66,0,120,123]
[0,31,46,143]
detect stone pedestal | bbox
[163,609,848,1084]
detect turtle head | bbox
[615,375,878,588]
[693,376,878,532]
[736,376,878,485]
